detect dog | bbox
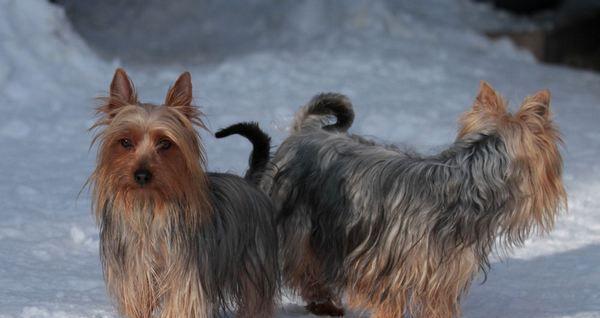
[225,83,565,317]
[89,68,279,318]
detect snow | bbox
[0,0,599,317]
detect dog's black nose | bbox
[134,169,152,186]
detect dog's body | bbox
[254,86,565,317]
[90,69,278,318]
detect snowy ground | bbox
[0,0,599,317]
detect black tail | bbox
[215,122,271,184]
[294,93,355,132]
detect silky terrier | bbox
[89,68,279,318]
[225,83,565,317]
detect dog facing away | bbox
[238,84,565,318]
[88,69,279,318]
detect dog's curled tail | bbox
[215,122,271,184]
[293,93,354,132]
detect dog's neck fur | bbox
[97,194,211,318]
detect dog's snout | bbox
[134,168,152,186]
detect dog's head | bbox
[91,69,208,207]
[458,81,566,235]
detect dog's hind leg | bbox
[288,241,344,316]
[237,287,275,318]
[298,265,344,316]
[236,266,276,318]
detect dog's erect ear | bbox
[165,72,193,107]
[110,68,137,105]
[528,89,551,105]
[473,81,506,113]
[519,89,551,120]
[98,68,138,116]
[164,72,200,120]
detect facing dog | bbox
[89,69,279,318]
[250,83,565,317]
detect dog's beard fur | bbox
[261,84,566,318]
[90,69,279,318]
[97,197,212,318]
[96,175,280,318]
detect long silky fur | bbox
[260,85,566,318]
[90,70,279,318]
[95,173,279,318]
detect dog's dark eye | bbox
[157,139,172,150]
[119,138,133,149]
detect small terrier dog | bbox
[227,83,565,318]
[89,68,279,318]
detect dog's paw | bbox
[306,300,345,316]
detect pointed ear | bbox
[110,68,137,104]
[98,68,138,116]
[529,89,551,105]
[165,72,193,107]
[473,81,506,113]
[520,89,551,119]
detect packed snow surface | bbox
[0,0,599,317]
